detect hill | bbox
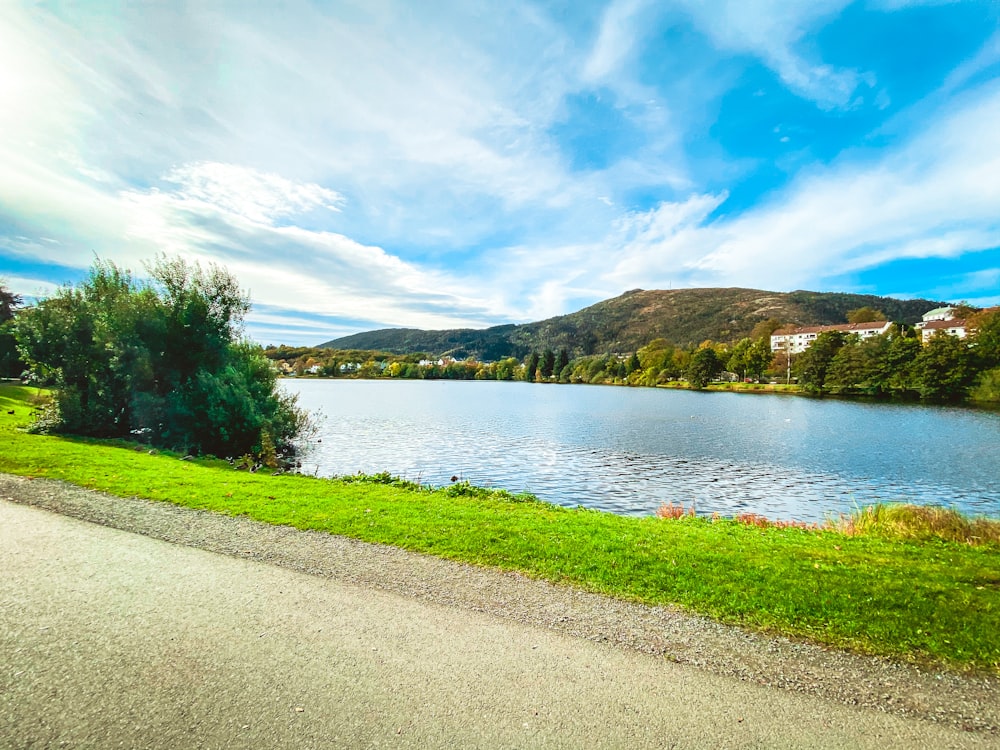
[320,288,944,359]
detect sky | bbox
[1,1,999,346]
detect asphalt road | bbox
[1,499,995,749]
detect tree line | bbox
[789,314,1000,401]
[270,310,1000,403]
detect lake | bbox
[284,379,1000,522]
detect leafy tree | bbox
[949,302,979,321]
[554,348,569,376]
[626,351,641,375]
[15,257,306,458]
[825,338,883,394]
[494,357,520,381]
[686,347,722,389]
[0,281,24,377]
[637,338,677,380]
[846,307,886,324]
[968,308,1000,368]
[525,351,539,381]
[727,338,752,379]
[745,338,772,380]
[749,318,784,342]
[969,368,1000,403]
[911,332,976,401]
[878,330,922,393]
[671,348,692,378]
[794,331,846,392]
[0,283,22,322]
[540,348,555,378]
[825,344,866,392]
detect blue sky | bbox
[1,1,999,345]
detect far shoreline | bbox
[278,373,1000,411]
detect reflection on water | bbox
[284,379,1000,522]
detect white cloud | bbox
[163,163,343,225]
[675,0,864,108]
[599,81,1000,293]
[0,276,62,301]
[582,0,649,82]
[116,166,507,330]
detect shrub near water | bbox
[13,256,307,458]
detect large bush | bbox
[14,257,307,458]
[0,283,24,378]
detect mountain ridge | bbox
[320,287,945,359]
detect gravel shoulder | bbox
[2,472,998,738]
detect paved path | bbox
[1,499,995,749]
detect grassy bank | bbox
[2,384,998,673]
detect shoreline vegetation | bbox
[263,309,1000,407]
[3,383,998,675]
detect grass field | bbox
[2,383,998,673]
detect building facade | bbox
[770,321,892,354]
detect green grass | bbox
[2,384,998,673]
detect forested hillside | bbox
[322,288,943,358]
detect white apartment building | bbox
[919,319,968,343]
[770,321,892,354]
[917,306,956,324]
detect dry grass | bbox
[655,501,695,519]
[834,503,1000,546]
[657,501,1000,547]
[732,512,824,532]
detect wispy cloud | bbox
[600,81,1000,292]
[582,0,649,83]
[675,0,864,108]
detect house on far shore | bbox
[919,318,968,343]
[917,306,956,324]
[770,321,892,354]
[914,306,968,343]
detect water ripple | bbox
[285,380,1000,522]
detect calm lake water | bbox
[284,379,1000,522]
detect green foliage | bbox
[726,337,772,380]
[445,480,540,503]
[968,308,1000,367]
[794,331,847,391]
[14,257,306,458]
[969,368,1000,403]
[554,348,570,377]
[845,306,886,324]
[825,334,890,394]
[0,323,22,378]
[525,351,539,381]
[881,331,922,392]
[626,351,641,375]
[912,332,976,401]
[749,318,783,341]
[0,282,21,322]
[685,347,723,389]
[539,348,555,378]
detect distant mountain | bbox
[320,288,944,359]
